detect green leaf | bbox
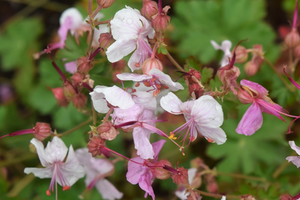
[201,67,213,84]
[185,56,201,71]
[171,0,279,64]
[207,104,290,174]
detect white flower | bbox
[106,6,155,72]
[174,168,197,200]
[211,40,232,67]
[59,8,83,35]
[286,141,300,168]
[160,92,227,145]
[24,136,85,195]
[75,148,123,200]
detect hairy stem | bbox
[166,50,184,71]
[59,118,93,137]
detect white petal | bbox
[30,138,50,167]
[175,188,189,200]
[90,89,110,113]
[90,157,114,175]
[96,179,123,200]
[44,136,68,163]
[103,86,135,109]
[192,95,224,128]
[116,73,150,82]
[133,127,154,159]
[196,126,227,145]
[24,167,53,179]
[221,196,226,200]
[160,92,182,114]
[132,91,157,111]
[106,38,136,63]
[210,40,221,50]
[60,145,85,186]
[286,156,300,168]
[149,69,184,91]
[59,8,83,31]
[289,141,300,155]
[188,168,197,184]
[128,38,152,72]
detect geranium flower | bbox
[106,6,155,72]
[236,79,286,135]
[24,136,85,195]
[160,92,226,145]
[126,140,166,200]
[75,148,123,200]
[286,141,300,168]
[211,40,232,67]
[174,168,197,200]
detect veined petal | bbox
[149,69,184,91]
[192,95,224,128]
[256,99,285,121]
[106,38,136,63]
[286,156,300,168]
[126,156,146,184]
[30,138,50,167]
[116,73,150,82]
[132,91,157,111]
[196,126,227,145]
[89,91,110,113]
[240,79,268,96]
[160,92,183,114]
[90,157,114,175]
[103,86,135,109]
[139,171,155,200]
[133,127,154,159]
[236,102,263,136]
[96,179,123,200]
[44,136,68,163]
[128,38,152,72]
[61,145,85,186]
[24,167,53,179]
[288,141,300,155]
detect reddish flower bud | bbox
[285,28,300,48]
[87,136,111,158]
[71,72,85,88]
[97,120,119,141]
[77,57,93,74]
[183,68,204,99]
[152,159,172,180]
[164,165,189,186]
[33,122,53,141]
[241,195,256,200]
[218,65,240,95]
[71,93,87,109]
[96,0,115,8]
[190,157,204,169]
[279,194,292,200]
[141,0,158,20]
[142,57,163,75]
[244,61,258,77]
[52,88,69,107]
[63,81,77,99]
[151,6,171,32]
[99,33,115,50]
[234,46,248,63]
[205,174,218,193]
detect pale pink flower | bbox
[211,40,232,67]
[75,148,123,200]
[174,168,197,200]
[160,92,226,145]
[126,140,166,200]
[286,141,300,168]
[24,136,85,195]
[236,79,286,136]
[106,6,155,72]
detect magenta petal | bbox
[126,157,146,185]
[152,140,166,161]
[139,171,155,200]
[236,102,263,136]
[256,99,286,122]
[240,79,268,96]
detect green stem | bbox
[59,118,93,137]
[264,58,295,92]
[166,50,184,71]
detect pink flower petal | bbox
[139,171,155,200]
[152,140,166,160]
[236,102,263,136]
[240,79,268,97]
[133,127,154,159]
[96,179,123,200]
[126,157,146,184]
[289,141,300,155]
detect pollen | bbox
[168,133,177,140]
[46,190,51,196]
[63,186,71,191]
[207,138,214,143]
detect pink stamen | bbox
[0,128,34,139]
[293,0,299,29]
[283,66,300,90]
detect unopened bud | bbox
[71,93,87,109]
[241,195,256,200]
[151,6,171,32]
[244,61,258,77]
[71,72,85,87]
[141,0,158,20]
[87,136,106,157]
[33,122,52,141]
[142,57,163,75]
[294,44,300,57]
[96,0,115,8]
[190,157,204,169]
[285,28,300,48]
[99,33,115,49]
[97,120,119,141]
[152,159,172,180]
[77,57,93,74]
[52,88,69,107]
[63,81,76,99]
[206,175,218,193]
[163,165,189,187]
[234,46,248,63]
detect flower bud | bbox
[71,72,85,87]
[77,56,93,74]
[63,81,76,99]
[294,44,300,58]
[141,0,158,20]
[279,194,292,200]
[237,86,253,104]
[52,88,69,107]
[99,33,115,49]
[206,175,218,193]
[97,120,119,141]
[151,6,170,32]
[87,136,106,157]
[33,122,52,141]
[234,45,248,63]
[241,195,256,200]
[244,61,258,77]
[285,28,300,48]
[152,159,172,180]
[96,0,115,8]
[142,57,163,75]
[71,93,87,109]
[218,65,240,95]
